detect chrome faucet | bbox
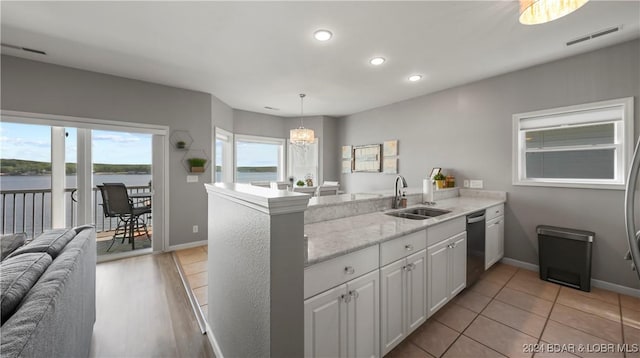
[393,175,408,209]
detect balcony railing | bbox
[0,186,152,238]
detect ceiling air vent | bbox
[566,26,620,47]
[1,43,46,55]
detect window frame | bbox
[234,134,286,183]
[214,127,234,183]
[512,97,634,190]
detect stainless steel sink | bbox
[404,207,451,217]
[385,206,451,220]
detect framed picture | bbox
[429,167,442,180]
[383,157,398,174]
[342,145,353,159]
[352,144,381,172]
[341,160,352,173]
[383,140,398,156]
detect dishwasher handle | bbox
[467,211,486,224]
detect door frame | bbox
[1,110,170,255]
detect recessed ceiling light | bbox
[370,57,386,66]
[313,29,333,41]
[408,75,422,82]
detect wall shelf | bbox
[181,148,210,174]
[170,130,193,150]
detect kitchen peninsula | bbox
[205,183,506,358]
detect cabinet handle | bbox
[341,293,351,303]
[406,263,415,271]
[495,221,501,224]
[344,266,355,275]
[349,290,359,300]
[451,242,457,248]
[495,210,500,214]
[447,244,452,249]
[405,244,414,251]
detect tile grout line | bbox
[535,283,561,349]
[439,268,517,358]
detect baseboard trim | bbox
[167,240,207,252]
[500,257,640,297]
[205,322,224,358]
[500,257,539,272]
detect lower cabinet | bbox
[304,270,379,358]
[380,249,427,355]
[485,216,504,269]
[427,231,467,316]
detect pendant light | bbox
[519,0,589,25]
[290,93,315,145]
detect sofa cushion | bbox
[7,228,76,260]
[1,233,27,261]
[1,252,52,324]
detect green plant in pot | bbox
[296,180,305,187]
[176,140,186,149]
[188,158,207,173]
[433,172,446,189]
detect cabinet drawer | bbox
[380,230,426,266]
[427,217,465,246]
[304,245,379,299]
[486,204,504,221]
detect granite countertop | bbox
[304,196,505,267]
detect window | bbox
[215,128,233,183]
[234,134,285,183]
[513,97,633,189]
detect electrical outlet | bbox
[469,180,483,189]
[463,180,469,188]
[192,225,198,233]
[187,175,199,183]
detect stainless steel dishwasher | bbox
[466,210,486,286]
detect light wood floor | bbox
[89,253,214,358]
[175,246,209,320]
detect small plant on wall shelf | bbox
[296,180,305,187]
[188,158,207,173]
[176,141,186,149]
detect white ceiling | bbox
[1,1,639,117]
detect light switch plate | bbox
[187,175,199,183]
[469,180,483,189]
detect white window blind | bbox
[512,97,633,189]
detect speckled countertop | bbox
[304,195,505,267]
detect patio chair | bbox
[97,183,151,251]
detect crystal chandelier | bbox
[290,93,315,146]
[519,0,589,25]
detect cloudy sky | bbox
[0,122,152,164]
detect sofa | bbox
[0,226,96,358]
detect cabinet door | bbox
[449,232,467,297]
[347,270,379,358]
[406,249,427,334]
[485,216,501,270]
[304,285,347,358]
[427,239,450,316]
[380,259,406,355]
[496,217,504,261]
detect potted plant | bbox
[176,140,186,149]
[433,172,446,189]
[188,157,207,173]
[296,180,305,187]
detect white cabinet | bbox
[485,204,504,270]
[304,270,379,358]
[380,249,427,355]
[427,231,467,317]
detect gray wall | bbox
[233,109,287,138]
[0,55,228,247]
[338,40,640,288]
